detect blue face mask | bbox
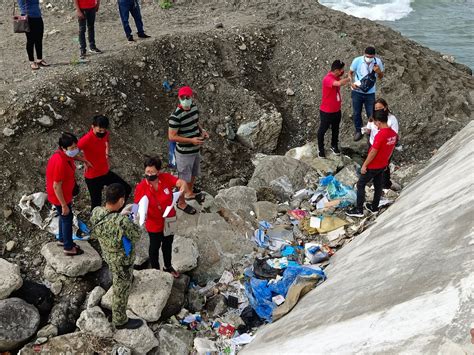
[65,148,80,158]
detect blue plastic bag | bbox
[254,221,272,248]
[168,141,177,169]
[122,235,132,257]
[319,175,356,207]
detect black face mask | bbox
[95,132,107,138]
[145,174,158,182]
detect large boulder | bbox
[335,164,360,188]
[101,269,173,322]
[155,324,194,355]
[248,155,315,192]
[0,258,23,299]
[285,142,345,175]
[236,108,282,153]
[41,241,102,277]
[133,230,150,266]
[0,298,40,351]
[160,274,190,320]
[114,312,159,354]
[253,201,279,221]
[86,286,106,309]
[159,236,199,273]
[49,298,84,335]
[214,186,258,213]
[76,306,113,338]
[19,332,98,355]
[10,280,54,319]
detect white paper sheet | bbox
[162,191,182,218]
[310,216,322,228]
[138,195,149,226]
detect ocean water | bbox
[319,0,474,69]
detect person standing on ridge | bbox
[317,59,351,158]
[168,86,209,215]
[348,46,384,141]
[78,115,132,211]
[91,183,143,330]
[346,109,397,217]
[73,0,102,60]
[117,0,150,42]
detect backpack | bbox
[358,58,377,93]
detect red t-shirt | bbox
[320,72,341,113]
[78,0,96,9]
[367,128,398,169]
[77,130,110,179]
[46,150,76,206]
[133,173,179,233]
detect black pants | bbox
[148,232,174,269]
[78,8,96,51]
[85,171,131,211]
[25,17,44,62]
[356,168,385,211]
[317,110,341,153]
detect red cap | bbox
[178,86,193,98]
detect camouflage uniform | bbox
[91,207,141,326]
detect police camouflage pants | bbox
[110,264,133,326]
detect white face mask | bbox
[180,99,192,109]
[65,148,80,158]
[364,56,374,64]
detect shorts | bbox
[175,151,201,183]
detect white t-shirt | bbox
[367,113,399,145]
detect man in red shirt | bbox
[346,109,398,217]
[317,60,351,158]
[46,133,84,256]
[78,115,131,211]
[74,0,102,59]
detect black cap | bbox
[365,46,376,55]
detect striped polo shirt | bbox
[169,104,201,154]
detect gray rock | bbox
[248,155,315,192]
[5,240,15,251]
[0,258,23,299]
[86,286,106,309]
[133,230,150,266]
[269,176,294,202]
[37,115,53,127]
[19,332,95,355]
[286,88,295,96]
[49,299,83,335]
[50,280,62,296]
[156,324,194,355]
[36,324,58,339]
[286,142,344,175]
[3,127,15,137]
[205,294,227,317]
[253,201,279,221]
[43,264,63,283]
[114,312,159,354]
[0,298,40,351]
[187,288,206,312]
[160,275,190,320]
[76,306,113,338]
[236,109,282,153]
[228,177,247,187]
[111,344,132,355]
[41,241,102,277]
[214,186,257,213]
[335,165,360,187]
[159,235,199,273]
[101,269,173,322]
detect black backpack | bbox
[358,58,377,93]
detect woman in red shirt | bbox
[134,156,188,278]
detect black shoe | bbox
[80,50,87,60]
[137,33,151,39]
[330,146,340,155]
[116,318,143,330]
[89,47,102,54]
[353,132,363,141]
[346,208,364,218]
[318,150,326,158]
[364,202,379,214]
[127,35,135,42]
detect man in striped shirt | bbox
[168,86,209,215]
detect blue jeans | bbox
[117,0,144,37]
[55,204,74,250]
[351,91,375,133]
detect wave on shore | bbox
[318,0,414,21]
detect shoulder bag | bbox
[13,0,30,33]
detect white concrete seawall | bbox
[244,121,474,354]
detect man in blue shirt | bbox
[348,47,384,141]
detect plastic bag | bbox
[318,175,356,207]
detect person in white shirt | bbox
[363,98,399,189]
